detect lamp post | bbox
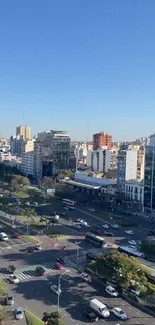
[57,269,69,311]
[75,241,81,268]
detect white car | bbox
[112,307,127,320]
[125,230,133,235]
[128,240,136,246]
[111,224,119,229]
[105,285,118,297]
[51,285,61,295]
[15,307,23,320]
[102,224,109,229]
[9,274,19,284]
[89,208,95,212]
[80,272,91,282]
[76,218,83,222]
[80,221,88,226]
[25,201,30,206]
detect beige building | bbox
[16,125,31,140]
[21,139,35,176]
[137,146,144,181]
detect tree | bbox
[93,251,149,290]
[41,177,56,189]
[0,279,7,300]
[42,311,64,325]
[141,240,155,255]
[11,175,30,187]
[21,208,37,222]
[27,188,42,199]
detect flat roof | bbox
[66,180,100,189]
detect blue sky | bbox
[0,0,155,141]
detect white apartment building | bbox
[86,148,111,172]
[125,180,144,205]
[33,141,42,181]
[117,148,138,193]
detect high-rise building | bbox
[93,132,112,150]
[10,135,24,156]
[21,139,35,176]
[144,145,155,212]
[16,125,31,140]
[117,146,138,193]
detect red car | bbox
[56,262,63,271]
[15,234,22,239]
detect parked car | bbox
[112,307,127,320]
[8,265,16,273]
[83,310,99,322]
[15,307,24,320]
[91,228,101,235]
[125,230,133,235]
[104,231,114,237]
[105,285,118,297]
[80,272,91,283]
[36,266,45,276]
[51,285,61,295]
[111,224,119,229]
[6,292,14,305]
[128,240,136,246]
[15,234,22,239]
[34,244,42,250]
[74,224,82,229]
[102,224,109,229]
[56,262,63,271]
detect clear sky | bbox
[0,0,155,141]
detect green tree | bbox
[11,175,30,187]
[21,208,37,222]
[27,188,42,199]
[141,240,155,255]
[42,311,64,325]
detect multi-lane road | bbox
[1,198,155,324]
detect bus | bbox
[62,198,76,207]
[118,246,145,258]
[85,232,105,247]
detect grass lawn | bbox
[14,191,30,198]
[48,232,68,239]
[25,310,44,325]
[23,235,39,244]
[13,214,27,220]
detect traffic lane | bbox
[60,275,155,325]
[0,234,29,251]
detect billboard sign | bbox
[47,188,55,194]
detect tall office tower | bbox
[117,145,138,193]
[93,132,112,150]
[16,125,31,140]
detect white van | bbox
[0,232,8,241]
[90,299,110,317]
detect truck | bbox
[0,232,8,241]
[90,299,110,318]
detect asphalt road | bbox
[6,267,155,325]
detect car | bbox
[27,246,35,253]
[34,244,42,250]
[56,257,65,265]
[51,285,61,295]
[111,224,119,229]
[36,266,45,276]
[33,202,38,206]
[74,224,82,229]
[8,265,16,273]
[56,262,63,270]
[91,228,101,235]
[6,292,14,305]
[15,234,22,239]
[25,201,30,206]
[80,272,91,282]
[112,307,127,320]
[128,240,136,246]
[79,221,88,226]
[105,285,118,297]
[76,218,83,222]
[125,230,133,235]
[102,224,109,229]
[89,208,95,212]
[83,310,99,322]
[15,307,24,320]
[104,231,114,237]
[9,274,19,284]
[86,252,96,261]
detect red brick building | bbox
[93,132,112,150]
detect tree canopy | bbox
[42,311,64,325]
[141,240,155,255]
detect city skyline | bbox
[0,1,155,141]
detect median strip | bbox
[25,310,44,325]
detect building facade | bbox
[117,147,138,193]
[93,132,112,150]
[125,180,144,205]
[21,139,35,176]
[144,145,155,211]
[16,125,31,140]
[90,148,112,173]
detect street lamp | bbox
[75,241,81,267]
[57,269,69,311]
